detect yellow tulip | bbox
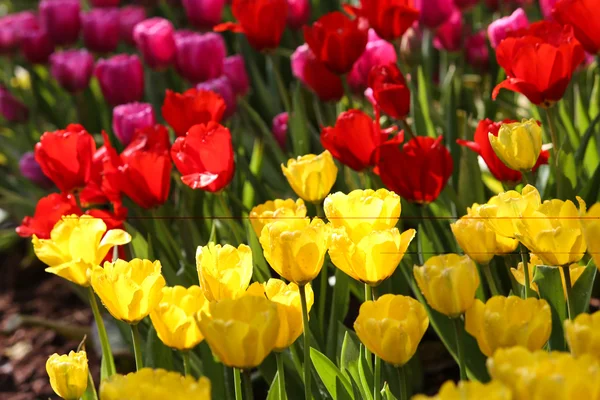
[328,226,415,286]
[412,380,512,400]
[100,368,211,400]
[510,254,585,298]
[196,295,279,369]
[451,203,518,264]
[323,189,401,242]
[487,347,600,400]
[249,198,307,237]
[580,202,600,271]
[91,258,165,324]
[32,215,131,286]
[478,185,541,239]
[195,242,253,301]
[260,217,330,285]
[465,296,551,357]
[149,286,208,351]
[246,279,314,351]
[489,118,542,171]
[281,150,338,203]
[515,198,587,266]
[413,254,480,317]
[46,351,88,400]
[565,311,600,359]
[354,294,429,367]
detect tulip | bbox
[91,0,120,5]
[174,31,226,84]
[487,8,529,48]
[540,0,558,19]
[100,368,212,400]
[415,0,454,29]
[95,54,145,106]
[493,21,584,106]
[78,141,122,207]
[565,311,600,359]
[581,202,600,271]
[46,351,88,400]
[81,8,120,53]
[20,27,54,64]
[214,0,288,51]
[162,88,226,137]
[171,122,235,192]
[0,86,28,123]
[19,152,52,188]
[32,215,131,286]
[375,136,453,204]
[349,0,418,42]
[348,30,397,93]
[196,76,236,118]
[291,44,343,102]
[112,102,156,146]
[414,254,480,317]
[287,0,310,30]
[433,9,463,52]
[399,25,423,66]
[223,55,249,96]
[412,380,512,400]
[465,31,490,72]
[304,11,369,75]
[250,198,307,237]
[195,242,253,301]
[260,217,330,285]
[281,150,338,203]
[119,6,146,45]
[354,294,429,366]
[368,64,411,120]
[50,50,94,93]
[183,0,226,30]
[133,17,176,69]
[271,112,289,149]
[0,12,38,54]
[39,0,80,45]
[511,255,585,297]
[489,119,543,172]
[197,295,280,368]
[453,0,480,9]
[17,194,80,239]
[554,0,600,55]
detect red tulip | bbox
[553,0,600,55]
[368,63,411,120]
[171,122,235,192]
[347,0,419,42]
[375,136,453,204]
[34,124,96,193]
[493,21,585,107]
[79,143,120,207]
[16,193,81,238]
[433,8,463,52]
[304,11,369,75]
[162,88,226,137]
[214,0,288,51]
[291,44,344,102]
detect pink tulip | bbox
[174,30,226,83]
[119,6,146,45]
[81,8,120,53]
[0,12,38,54]
[223,55,249,96]
[287,0,310,30]
[197,76,236,117]
[348,29,397,92]
[112,102,156,145]
[182,0,226,30]
[433,9,463,52]
[39,0,81,45]
[0,86,28,123]
[272,112,288,149]
[50,49,94,92]
[415,0,454,29]
[20,27,54,64]
[133,17,176,69]
[465,31,489,71]
[95,54,145,106]
[540,0,558,19]
[487,8,529,48]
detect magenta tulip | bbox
[487,8,529,48]
[39,0,81,45]
[415,0,454,29]
[20,152,52,188]
[272,112,288,149]
[95,54,145,106]
[112,102,156,145]
[465,31,489,71]
[0,86,28,123]
[133,17,176,69]
[119,6,146,45]
[223,55,249,96]
[174,30,226,83]
[81,8,120,53]
[348,29,397,92]
[0,12,38,54]
[433,9,463,52]
[287,0,310,30]
[50,49,94,92]
[182,0,226,30]
[20,28,54,64]
[197,76,236,117]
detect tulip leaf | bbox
[125,222,149,260]
[326,269,350,359]
[569,260,597,318]
[533,265,567,351]
[581,160,600,205]
[245,220,271,283]
[310,347,354,400]
[358,346,374,400]
[383,383,399,400]
[290,84,310,156]
[266,371,280,400]
[82,370,98,400]
[144,325,174,371]
[574,112,600,165]
[417,66,436,137]
[340,330,371,400]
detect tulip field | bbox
[2,0,600,399]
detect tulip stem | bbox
[401,120,417,141]
[131,323,143,371]
[363,284,373,368]
[234,368,243,400]
[341,75,355,109]
[562,265,574,320]
[519,244,531,299]
[182,351,191,376]
[276,352,287,400]
[452,317,467,381]
[545,107,562,196]
[374,354,382,400]
[88,288,115,377]
[243,370,254,400]
[268,54,292,113]
[397,365,408,400]
[482,263,500,297]
[299,284,312,400]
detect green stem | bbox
[299,284,312,400]
[131,324,143,370]
[317,265,328,338]
[545,107,561,196]
[341,75,355,109]
[243,370,254,400]
[86,369,99,400]
[276,352,287,400]
[521,170,534,186]
[363,284,373,368]
[481,263,500,296]
[397,365,408,400]
[452,317,467,381]
[88,288,115,377]
[242,138,264,211]
[268,54,292,112]
[562,265,574,320]
[401,120,417,141]
[234,368,243,400]
[519,244,530,299]
[373,354,381,400]
[182,351,191,376]
[289,344,303,380]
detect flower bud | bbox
[465,31,489,72]
[415,0,454,29]
[81,8,120,53]
[95,54,145,106]
[175,31,225,83]
[91,0,120,6]
[399,25,422,66]
[271,112,289,149]
[565,311,600,360]
[413,380,512,400]
[0,12,38,54]
[112,102,156,145]
[20,27,54,64]
[487,8,529,48]
[286,0,310,30]
[46,351,88,400]
[19,152,52,188]
[183,0,226,30]
[119,6,146,45]
[281,150,338,203]
[223,55,249,96]
[50,49,94,93]
[249,198,307,237]
[39,0,81,46]
[133,17,176,69]
[0,86,28,123]
[581,202,600,271]
[196,76,236,118]
[489,119,542,172]
[348,30,397,93]
[433,9,463,52]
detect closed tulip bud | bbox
[348,30,397,93]
[112,102,156,146]
[413,380,512,400]
[150,286,208,350]
[183,0,226,30]
[415,0,454,28]
[46,351,88,400]
[197,295,280,369]
[511,255,585,297]
[282,150,338,203]
[324,189,401,243]
[95,54,145,106]
[100,368,211,400]
[39,0,81,46]
[465,31,490,72]
[271,112,289,149]
[119,6,146,45]
[414,254,480,317]
[291,43,344,102]
[20,28,54,64]
[133,17,176,70]
[286,0,310,30]
[368,63,411,120]
[249,198,307,237]
[580,202,600,271]
[0,86,28,123]
[81,8,120,53]
[465,296,551,357]
[399,25,423,66]
[489,119,543,172]
[91,259,165,324]
[565,311,600,359]
[196,242,253,301]
[0,12,38,54]
[260,217,330,285]
[50,50,94,93]
[174,31,226,84]
[19,152,52,188]
[197,76,236,118]
[433,9,464,53]
[223,55,249,96]
[487,8,529,48]
[354,294,428,367]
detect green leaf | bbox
[383,383,399,400]
[125,222,149,260]
[325,269,350,360]
[358,346,374,400]
[574,112,600,164]
[82,371,98,400]
[534,266,567,351]
[290,84,310,156]
[310,348,354,400]
[417,66,436,137]
[266,371,280,400]
[144,325,174,371]
[340,330,370,400]
[570,260,597,317]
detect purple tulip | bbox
[0,86,28,123]
[540,0,558,19]
[415,0,454,29]
[348,29,397,92]
[0,12,38,54]
[133,17,176,70]
[272,112,288,149]
[182,0,226,30]
[39,0,81,46]
[119,6,146,45]
[287,0,310,30]
[433,9,463,52]
[50,49,94,92]
[223,55,249,96]
[19,152,53,188]
[197,76,236,117]
[81,8,120,53]
[20,27,54,64]
[91,0,120,6]
[95,54,145,106]
[174,31,226,84]
[112,102,155,145]
[465,31,489,72]
[487,8,529,48]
